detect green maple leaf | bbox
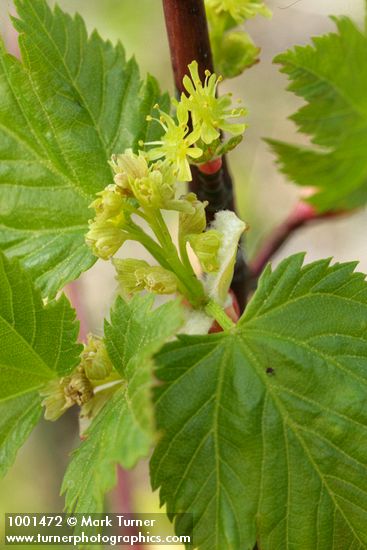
[62,295,184,513]
[266,15,367,212]
[0,251,82,477]
[151,254,367,549]
[0,0,167,298]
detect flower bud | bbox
[155,159,177,185]
[166,197,197,214]
[81,335,113,381]
[179,193,208,239]
[136,265,178,294]
[215,31,260,79]
[188,230,222,272]
[86,218,127,260]
[90,185,124,220]
[130,170,175,209]
[109,149,149,190]
[113,258,150,294]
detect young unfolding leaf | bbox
[151,254,367,549]
[267,16,367,212]
[0,0,167,297]
[62,295,183,513]
[0,251,81,477]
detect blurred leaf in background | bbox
[267,15,367,212]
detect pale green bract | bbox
[62,295,184,514]
[0,251,82,477]
[267,16,367,212]
[0,0,167,297]
[151,254,367,549]
[204,210,247,304]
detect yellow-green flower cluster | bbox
[84,61,248,314]
[110,150,197,214]
[86,62,246,262]
[142,63,246,180]
[111,150,173,208]
[86,149,199,260]
[41,335,118,422]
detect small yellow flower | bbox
[181,61,246,145]
[144,103,203,182]
[205,0,271,23]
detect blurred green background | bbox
[0,0,366,548]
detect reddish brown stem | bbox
[162,0,249,311]
[250,202,345,279]
[162,0,214,86]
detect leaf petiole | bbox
[205,299,235,331]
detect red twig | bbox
[250,202,346,279]
[162,0,213,86]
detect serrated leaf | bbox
[62,295,184,513]
[151,253,367,549]
[0,251,81,477]
[0,392,42,477]
[0,0,168,297]
[266,16,367,212]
